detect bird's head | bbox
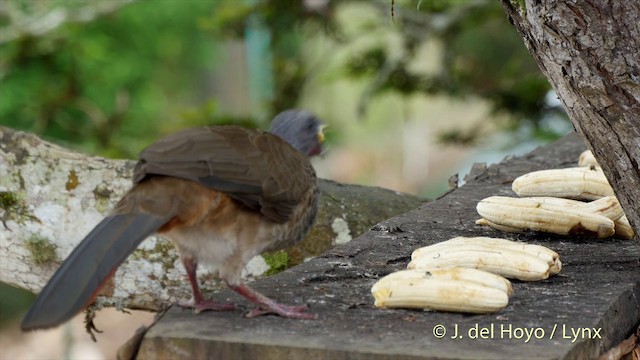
[269,109,325,157]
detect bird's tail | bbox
[21,210,173,330]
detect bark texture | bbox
[500,0,640,238]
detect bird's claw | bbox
[245,304,317,319]
[177,298,237,314]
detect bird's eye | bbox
[307,119,316,131]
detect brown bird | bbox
[21,110,324,330]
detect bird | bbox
[21,109,325,330]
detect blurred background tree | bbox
[0,0,573,357]
[1,0,569,158]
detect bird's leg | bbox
[178,257,237,313]
[226,282,317,320]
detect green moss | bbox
[93,184,113,213]
[510,0,526,14]
[131,238,177,273]
[93,184,113,199]
[0,190,38,225]
[0,191,19,209]
[24,235,58,266]
[263,250,290,276]
[155,239,176,270]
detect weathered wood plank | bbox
[133,132,640,360]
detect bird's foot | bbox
[246,303,317,319]
[178,298,237,314]
[227,282,318,320]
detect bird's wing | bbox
[22,214,171,330]
[133,126,316,223]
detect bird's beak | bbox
[317,124,328,144]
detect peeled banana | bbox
[371,268,510,313]
[411,236,562,275]
[578,150,599,167]
[408,246,551,281]
[614,215,635,239]
[476,196,615,238]
[574,152,634,238]
[512,166,614,200]
[374,267,513,296]
[475,218,524,233]
[513,196,623,221]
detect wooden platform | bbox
[129,133,640,360]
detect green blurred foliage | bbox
[0,0,336,158]
[442,3,555,125]
[0,0,566,156]
[354,0,569,144]
[209,0,335,112]
[1,0,222,157]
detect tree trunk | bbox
[499,0,640,239]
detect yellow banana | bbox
[614,215,635,239]
[578,150,599,167]
[408,246,550,281]
[475,218,524,233]
[524,193,633,240]
[374,268,513,296]
[476,196,615,238]
[512,166,614,200]
[412,237,561,275]
[516,196,623,221]
[371,269,509,313]
[578,196,624,220]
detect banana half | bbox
[476,196,615,238]
[371,268,510,313]
[512,166,614,200]
[408,237,557,281]
[476,195,633,239]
